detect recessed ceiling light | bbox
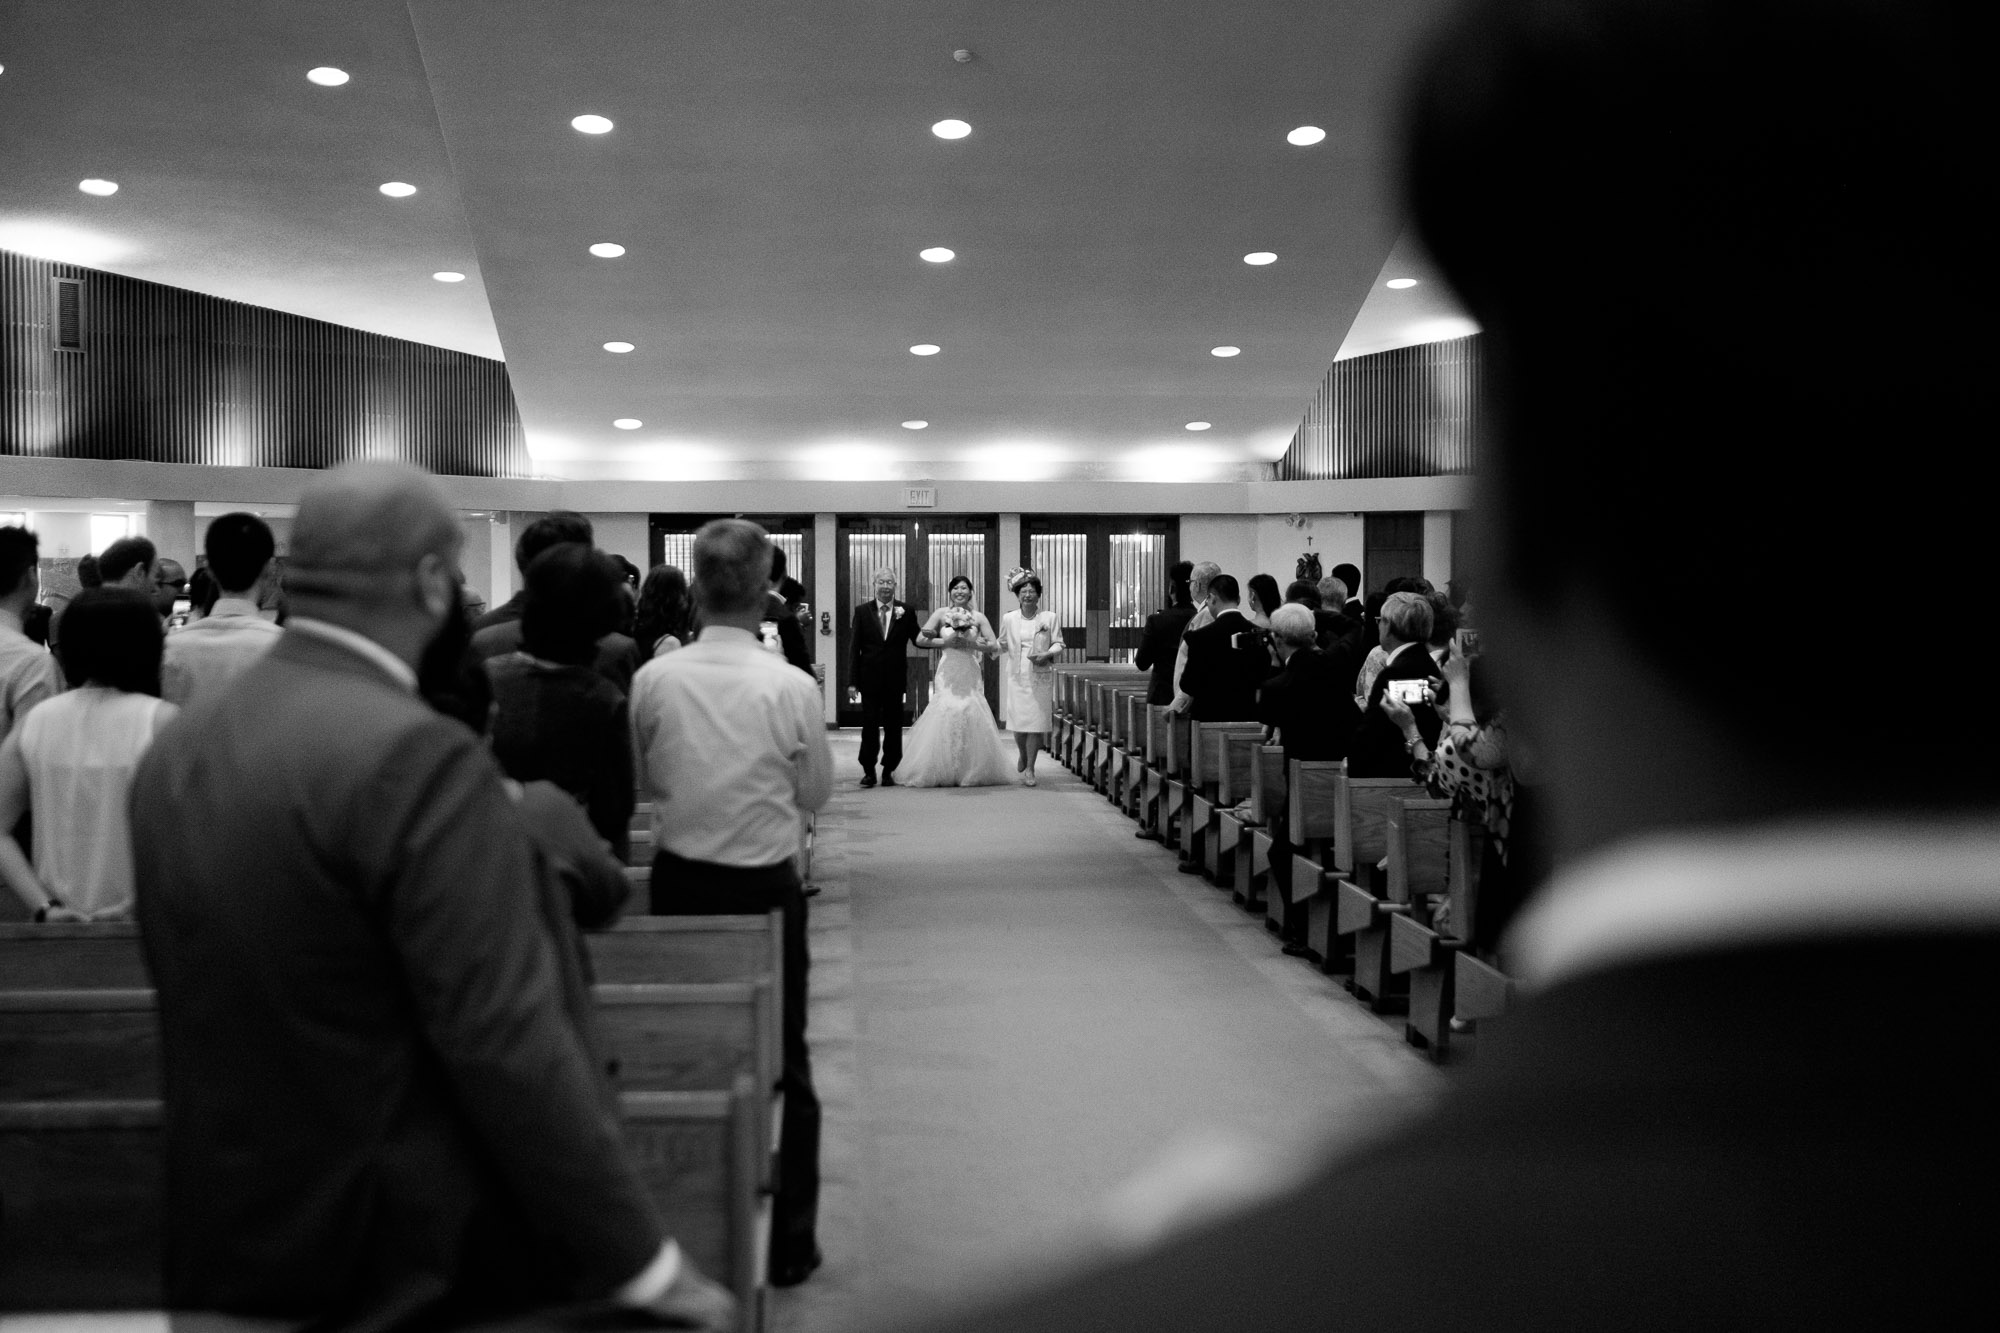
[306,67,350,87]
[379,182,417,197]
[588,242,626,258]
[1243,252,1277,266]
[603,341,635,353]
[1287,126,1326,146]
[77,179,119,196]
[931,119,972,140]
[902,420,929,430]
[571,114,614,134]
[1211,345,1241,358]
[1386,277,1419,289]
[910,344,941,356]
[919,247,955,263]
[1185,421,1212,431]
[432,271,466,283]
[613,418,642,430]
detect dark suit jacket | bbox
[1134,604,1198,705]
[1179,609,1273,722]
[132,630,664,1324]
[1344,597,1378,651]
[1255,645,1358,766]
[851,598,921,698]
[1347,641,1445,778]
[916,931,1997,1332]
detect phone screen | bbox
[1387,678,1431,704]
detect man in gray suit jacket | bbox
[132,462,733,1329]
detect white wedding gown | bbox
[898,644,1017,787]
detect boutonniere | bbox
[893,604,905,615]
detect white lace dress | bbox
[898,639,1016,788]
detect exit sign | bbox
[902,486,938,508]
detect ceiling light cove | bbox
[909,343,941,356]
[602,341,636,353]
[0,220,134,265]
[901,420,929,430]
[1210,346,1241,358]
[588,242,626,258]
[613,418,642,430]
[432,271,466,283]
[1287,126,1327,146]
[77,179,119,196]
[1243,252,1277,266]
[1185,421,1213,431]
[1386,277,1419,289]
[306,67,350,86]
[919,247,955,263]
[378,182,417,197]
[570,114,614,134]
[931,119,972,140]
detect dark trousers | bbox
[649,851,820,1267]
[857,688,905,775]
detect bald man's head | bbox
[286,462,462,624]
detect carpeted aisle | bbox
[772,731,1442,1332]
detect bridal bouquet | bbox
[938,606,978,645]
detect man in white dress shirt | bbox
[629,516,833,1288]
[0,526,65,744]
[160,512,284,709]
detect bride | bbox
[897,576,1017,788]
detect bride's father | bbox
[850,568,920,787]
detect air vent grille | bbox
[54,277,84,351]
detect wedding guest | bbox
[1167,560,1223,713]
[920,0,1987,1323]
[132,460,733,1328]
[0,527,64,744]
[183,565,220,622]
[150,557,188,618]
[1256,604,1357,769]
[1329,561,1370,640]
[633,564,696,659]
[1313,574,1367,683]
[1346,591,1443,779]
[97,535,156,591]
[160,513,284,709]
[762,548,814,674]
[1178,575,1271,723]
[471,512,642,696]
[0,588,175,922]
[1244,573,1283,632]
[486,543,635,860]
[1134,561,1197,706]
[631,517,831,1287]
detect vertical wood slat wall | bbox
[1275,334,1483,481]
[2,249,529,477]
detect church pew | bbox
[0,921,148,990]
[1283,760,1347,965]
[1159,711,1194,851]
[1245,746,1298,939]
[1184,722,1262,874]
[1454,952,1516,1039]
[1136,704,1174,836]
[1120,693,1152,817]
[0,982,777,1122]
[1335,877,1409,1012]
[1380,799,1456,1051]
[0,1084,770,1326]
[1211,732,1266,904]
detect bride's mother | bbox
[997,571,1064,786]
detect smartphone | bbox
[1386,678,1432,705]
[1454,627,1482,659]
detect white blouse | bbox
[16,686,170,918]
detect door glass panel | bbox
[1028,532,1088,663]
[1107,532,1167,664]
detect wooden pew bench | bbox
[0,1082,769,1322]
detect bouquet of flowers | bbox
[938,605,978,646]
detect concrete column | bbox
[997,513,1022,577]
[490,513,520,606]
[814,512,837,723]
[143,500,197,571]
[1422,511,1455,589]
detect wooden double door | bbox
[834,515,1000,727]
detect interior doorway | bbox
[834,514,1000,727]
[647,513,817,658]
